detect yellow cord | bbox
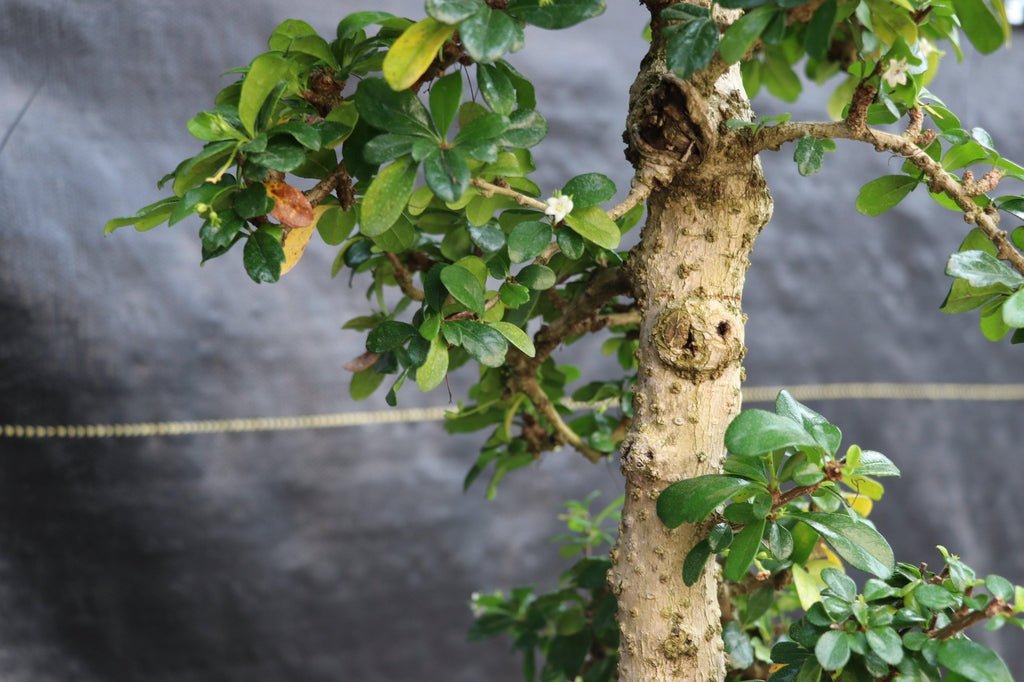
[2,383,1022,440]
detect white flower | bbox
[544,193,574,223]
[882,58,909,88]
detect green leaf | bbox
[938,639,1013,682]
[239,53,291,135]
[791,511,894,578]
[356,78,436,138]
[723,518,766,582]
[350,368,386,400]
[233,183,274,220]
[683,539,713,586]
[517,264,556,290]
[497,109,548,147]
[821,568,856,602]
[775,390,841,454]
[953,0,1006,54]
[719,7,775,64]
[563,206,621,250]
[725,409,821,458]
[460,6,519,64]
[442,320,509,367]
[317,207,357,245]
[763,48,801,101]
[500,282,531,308]
[915,584,959,609]
[505,0,606,29]
[1002,289,1024,329]
[367,320,418,352]
[855,175,917,216]
[454,112,510,147]
[416,334,450,391]
[507,220,552,263]
[187,111,246,142]
[768,522,793,560]
[562,173,616,209]
[657,475,751,528]
[488,321,535,357]
[665,17,719,79]
[946,250,1024,289]
[469,222,506,252]
[853,450,901,478]
[430,71,463,136]
[708,522,734,552]
[815,630,851,671]
[271,121,321,150]
[361,157,418,237]
[476,63,516,115]
[556,229,586,260]
[424,147,471,203]
[793,136,835,177]
[383,18,457,91]
[363,134,418,164]
[986,574,1015,602]
[426,0,484,23]
[243,225,285,283]
[441,263,486,315]
[804,0,838,61]
[104,196,179,234]
[249,142,307,172]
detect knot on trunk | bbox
[653,298,744,381]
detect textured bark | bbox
[610,17,774,682]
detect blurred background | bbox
[1,1,1022,680]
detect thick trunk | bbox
[610,35,773,682]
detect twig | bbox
[751,120,1024,276]
[385,253,425,302]
[608,179,652,221]
[470,178,548,211]
[928,599,1013,640]
[513,371,603,463]
[305,160,354,208]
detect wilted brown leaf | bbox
[266,180,315,229]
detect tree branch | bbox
[471,177,548,212]
[305,160,354,209]
[385,253,425,302]
[608,179,652,221]
[928,598,1013,640]
[512,370,604,463]
[750,120,1024,276]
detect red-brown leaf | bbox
[266,180,315,229]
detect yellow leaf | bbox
[280,205,328,276]
[383,18,456,91]
[845,492,875,518]
[792,545,845,609]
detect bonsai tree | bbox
[107,0,1024,679]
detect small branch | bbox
[608,179,652,221]
[471,177,548,212]
[305,160,354,209]
[599,310,641,327]
[385,253,425,302]
[512,368,603,463]
[751,120,1024,276]
[928,599,1013,640]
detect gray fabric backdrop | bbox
[0,1,1021,680]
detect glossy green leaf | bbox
[791,511,894,578]
[367,321,418,353]
[725,409,821,458]
[442,320,509,367]
[424,147,471,203]
[657,475,751,528]
[723,518,766,582]
[1002,288,1024,327]
[815,630,851,671]
[243,225,285,283]
[793,136,836,177]
[476,63,516,115]
[719,7,775,64]
[517,264,556,290]
[915,584,959,609]
[556,229,585,260]
[361,157,418,237]
[249,142,307,172]
[775,390,841,454]
[104,197,179,234]
[855,175,917,216]
[239,53,291,135]
[350,368,386,401]
[499,282,531,308]
[853,450,901,478]
[665,17,719,79]
[426,0,484,23]
[488,321,535,357]
[683,539,712,586]
[187,110,246,142]
[507,220,552,263]
[430,71,463,137]
[505,0,606,29]
[946,250,1024,289]
[768,522,794,560]
[938,639,1013,682]
[497,109,547,147]
[821,568,856,602]
[563,206,621,250]
[356,78,436,138]
[441,263,486,315]
[469,222,506,252]
[562,173,616,209]
[416,335,450,391]
[460,6,519,64]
